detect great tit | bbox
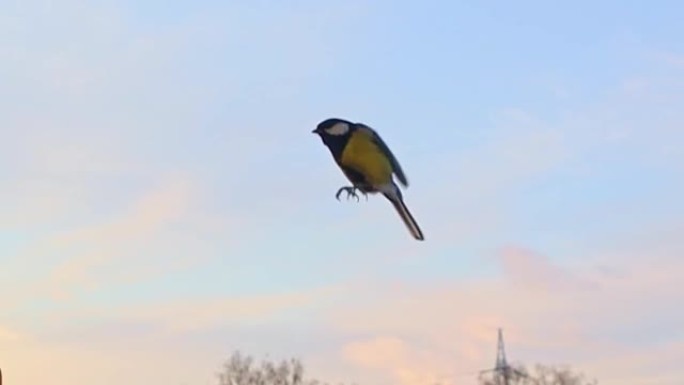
[312,117,424,241]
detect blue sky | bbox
[1,1,684,385]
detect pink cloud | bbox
[0,284,346,385]
[3,173,217,307]
[46,174,199,293]
[498,245,600,292]
[344,336,409,369]
[0,334,218,385]
[579,340,684,385]
[343,336,459,385]
[114,285,345,333]
[0,325,22,342]
[325,246,684,385]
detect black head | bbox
[312,118,354,137]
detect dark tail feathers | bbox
[383,192,424,241]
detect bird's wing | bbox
[355,123,409,187]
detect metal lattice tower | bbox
[480,328,519,385]
[494,328,511,385]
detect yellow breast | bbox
[340,130,394,186]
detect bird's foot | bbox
[335,186,367,202]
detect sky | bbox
[1,0,683,384]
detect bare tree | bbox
[217,350,352,385]
[478,363,598,385]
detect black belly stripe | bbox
[341,165,369,185]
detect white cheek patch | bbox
[325,122,349,135]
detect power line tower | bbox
[494,328,511,385]
[479,328,525,385]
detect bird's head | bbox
[312,118,353,137]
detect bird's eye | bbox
[325,122,349,135]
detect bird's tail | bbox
[383,187,424,241]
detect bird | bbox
[312,117,424,241]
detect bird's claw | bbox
[335,186,358,201]
[335,186,367,202]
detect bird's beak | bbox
[311,128,319,134]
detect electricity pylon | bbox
[479,328,526,385]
